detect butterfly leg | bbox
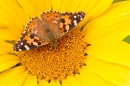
[50,38,58,49]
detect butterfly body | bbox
[13,11,86,51]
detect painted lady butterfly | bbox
[13,11,86,51]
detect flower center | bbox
[16,27,87,82]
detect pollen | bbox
[16,27,87,82]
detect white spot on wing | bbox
[74,20,77,26]
[24,45,30,50]
[19,49,22,51]
[80,17,82,20]
[21,43,23,45]
[80,15,83,20]
[74,16,76,18]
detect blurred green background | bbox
[113,0,126,3]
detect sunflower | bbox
[0,0,130,86]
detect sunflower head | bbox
[2,0,130,86]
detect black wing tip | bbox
[41,10,60,17]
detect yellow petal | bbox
[16,0,51,18]
[0,41,14,55]
[22,74,37,86]
[0,54,20,72]
[15,0,37,18]
[86,56,130,85]
[50,80,61,86]
[0,29,20,40]
[38,79,50,86]
[83,1,130,44]
[38,80,62,86]
[80,66,115,86]
[29,0,51,17]
[52,0,113,25]
[0,0,29,25]
[74,73,91,86]
[0,8,23,33]
[62,76,84,86]
[87,41,130,68]
[0,66,28,86]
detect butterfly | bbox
[13,11,86,51]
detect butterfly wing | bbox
[13,17,49,51]
[41,11,61,36]
[13,11,86,51]
[58,11,86,37]
[41,11,86,38]
[41,11,62,48]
